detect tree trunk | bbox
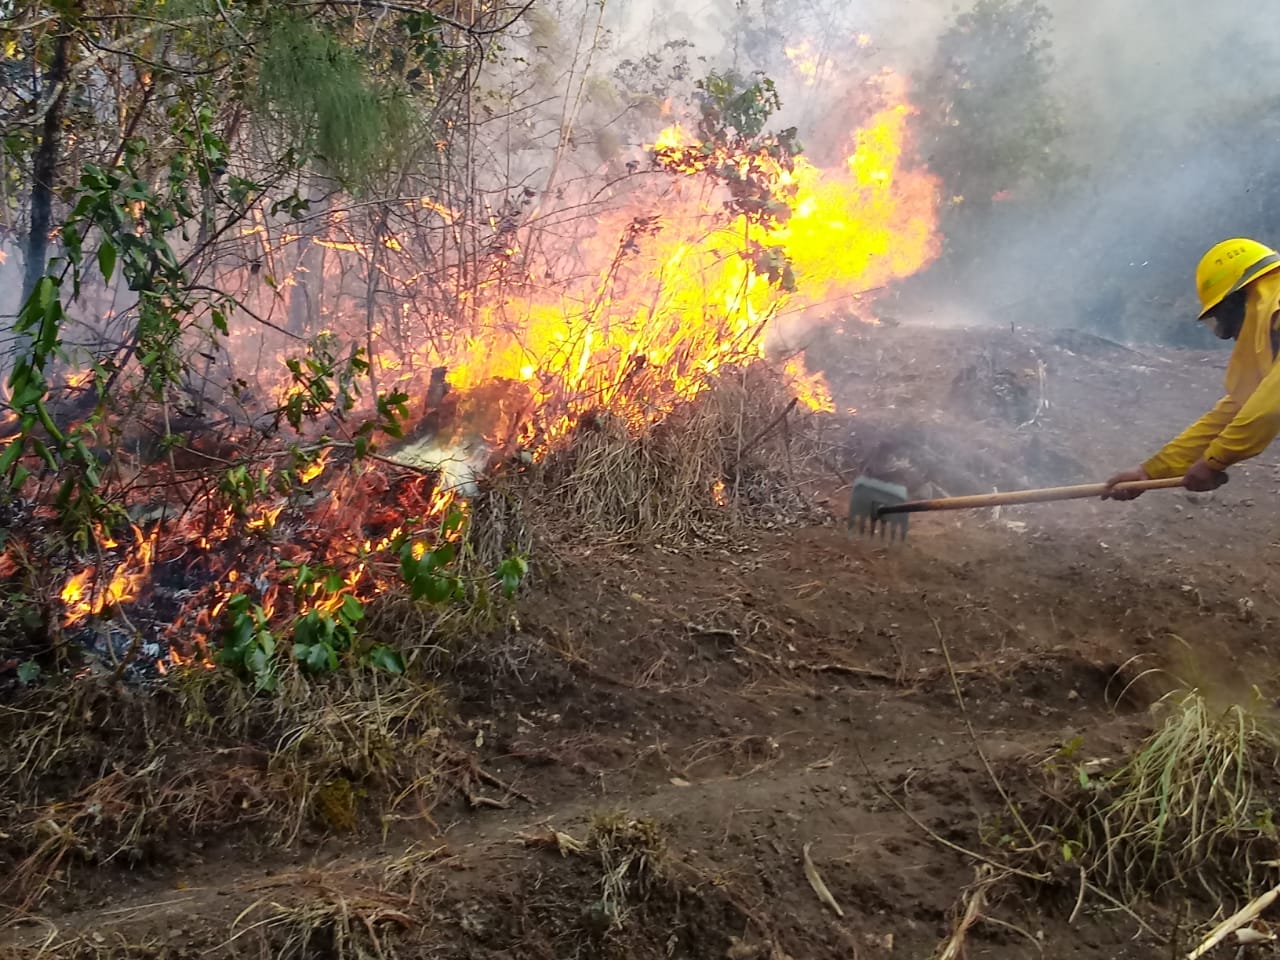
[287,177,329,335]
[21,30,70,307]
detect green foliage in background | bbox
[914,0,1071,225]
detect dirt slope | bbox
[5,323,1279,960]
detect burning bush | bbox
[0,0,946,712]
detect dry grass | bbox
[0,934,171,960]
[525,364,828,545]
[518,812,670,938]
[0,667,449,916]
[223,853,448,960]
[586,812,668,933]
[1039,688,1280,902]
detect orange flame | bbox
[436,71,937,437]
[299,449,330,484]
[40,69,940,663]
[61,525,156,626]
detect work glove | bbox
[1101,465,1150,500]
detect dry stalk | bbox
[935,864,1002,960]
[524,364,825,547]
[854,743,1050,885]
[0,666,451,914]
[1185,883,1280,960]
[931,612,1038,850]
[801,842,844,918]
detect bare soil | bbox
[5,322,1280,960]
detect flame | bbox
[653,124,691,150]
[299,449,330,484]
[420,198,459,223]
[711,479,728,506]
[246,503,285,533]
[785,40,822,85]
[61,525,155,626]
[779,78,939,304]
[36,67,940,673]
[437,70,936,448]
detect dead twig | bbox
[1185,884,1280,960]
[855,743,1050,884]
[936,864,1000,960]
[931,611,1037,848]
[801,842,844,918]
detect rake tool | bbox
[848,475,1187,541]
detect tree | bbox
[913,0,1069,237]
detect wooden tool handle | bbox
[878,476,1186,515]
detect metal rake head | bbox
[848,476,910,541]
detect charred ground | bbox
[3,322,1280,960]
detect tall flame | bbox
[439,70,938,436]
[35,65,943,675]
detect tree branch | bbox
[289,0,536,38]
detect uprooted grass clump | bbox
[0,665,447,916]
[518,812,670,940]
[1037,688,1280,903]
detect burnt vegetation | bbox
[3,2,1280,960]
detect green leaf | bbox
[367,645,405,675]
[340,594,365,624]
[97,241,117,282]
[294,613,317,647]
[10,379,45,410]
[400,544,419,584]
[311,642,338,672]
[422,575,455,605]
[36,276,55,313]
[441,509,465,536]
[0,438,24,476]
[17,660,41,685]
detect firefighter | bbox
[1104,238,1280,499]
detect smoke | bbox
[900,0,1280,342]
[586,0,1280,344]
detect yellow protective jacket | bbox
[1144,270,1280,478]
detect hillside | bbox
[4,321,1278,960]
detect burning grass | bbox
[1035,688,1280,904]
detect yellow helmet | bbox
[1195,238,1280,319]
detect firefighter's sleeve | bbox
[1142,396,1240,479]
[1202,361,1280,469]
